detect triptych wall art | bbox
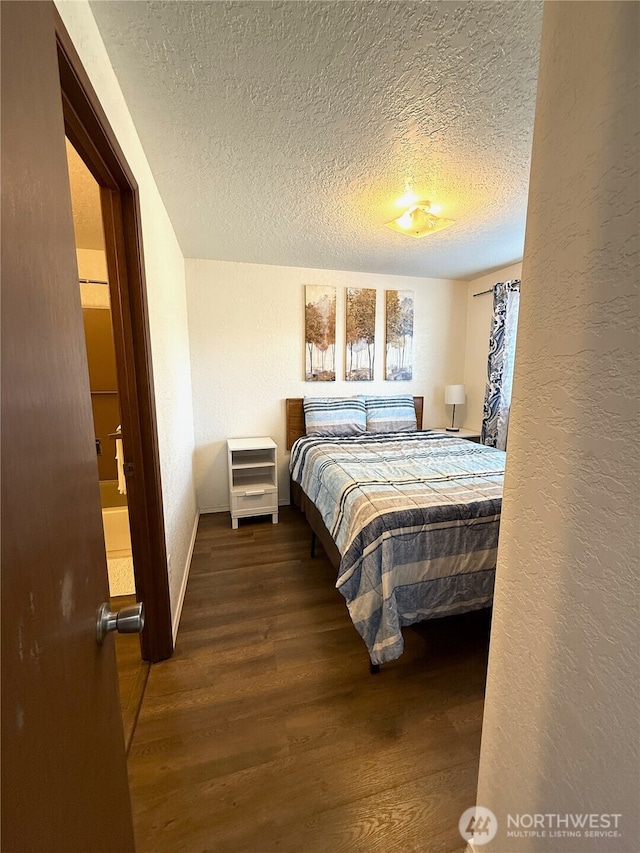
[385,289,414,381]
[345,287,376,381]
[304,285,414,382]
[304,285,336,381]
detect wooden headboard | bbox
[285,397,424,450]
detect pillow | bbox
[303,396,366,437]
[364,395,417,433]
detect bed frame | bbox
[286,396,424,674]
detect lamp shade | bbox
[445,384,466,405]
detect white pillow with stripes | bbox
[364,395,417,433]
[303,396,366,437]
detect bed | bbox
[286,396,505,669]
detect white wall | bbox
[475,3,639,850]
[186,259,468,511]
[56,1,198,631]
[462,263,523,432]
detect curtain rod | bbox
[79,277,108,286]
[473,279,521,298]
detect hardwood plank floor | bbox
[128,507,490,852]
[112,593,150,753]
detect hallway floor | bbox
[127,507,489,852]
[113,593,149,752]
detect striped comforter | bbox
[290,431,505,664]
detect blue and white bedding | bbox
[290,431,505,665]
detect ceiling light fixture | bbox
[386,200,454,238]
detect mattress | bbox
[290,431,505,664]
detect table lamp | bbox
[445,385,466,432]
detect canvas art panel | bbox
[385,290,414,380]
[345,287,376,381]
[305,285,336,381]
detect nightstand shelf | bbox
[227,437,278,529]
[434,428,482,443]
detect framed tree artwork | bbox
[345,287,376,381]
[305,285,336,381]
[385,290,414,380]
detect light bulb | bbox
[395,190,419,208]
[396,210,415,230]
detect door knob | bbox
[97,601,145,644]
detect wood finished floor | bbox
[113,593,150,753]
[128,507,490,853]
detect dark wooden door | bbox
[1,3,136,850]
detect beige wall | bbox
[462,262,523,432]
[474,3,639,851]
[56,1,198,637]
[77,248,108,282]
[78,249,110,310]
[186,258,468,511]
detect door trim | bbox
[55,11,173,662]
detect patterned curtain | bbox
[481,280,521,450]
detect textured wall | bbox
[186,259,468,511]
[56,1,198,629]
[77,249,109,312]
[474,3,639,851]
[462,262,523,432]
[66,138,105,250]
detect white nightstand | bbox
[227,437,278,529]
[434,428,482,443]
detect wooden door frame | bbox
[55,11,173,662]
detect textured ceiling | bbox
[89,1,543,280]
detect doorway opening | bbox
[56,16,174,672]
[65,138,148,747]
[66,140,133,597]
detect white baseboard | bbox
[171,510,200,645]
